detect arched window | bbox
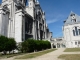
[75,27,78,36]
[73,26,80,36]
[73,19,76,22]
[73,30,75,36]
[78,29,80,35]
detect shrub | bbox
[0,35,16,54]
[21,39,51,53]
[0,36,8,54]
[6,38,16,53]
[21,41,29,53]
[27,39,37,52]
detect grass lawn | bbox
[58,54,80,60]
[64,48,80,52]
[15,49,57,59]
[0,53,25,59]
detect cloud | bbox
[46,19,58,24]
[46,14,66,24]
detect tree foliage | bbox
[0,36,16,54]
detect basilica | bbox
[0,0,52,43]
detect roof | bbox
[64,11,80,25]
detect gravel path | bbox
[0,48,65,60]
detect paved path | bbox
[26,48,65,60]
[1,48,80,60]
[0,48,65,60]
[0,48,80,60]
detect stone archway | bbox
[57,43,60,48]
[51,43,56,48]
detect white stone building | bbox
[63,11,80,48]
[51,37,65,48]
[0,0,52,43]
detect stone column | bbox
[22,15,25,41]
[8,1,15,38]
[51,43,53,49]
[56,43,57,48]
[32,20,35,39]
[0,9,2,35]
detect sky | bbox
[38,0,80,38]
[0,0,80,38]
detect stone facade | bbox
[51,37,65,48]
[63,11,80,48]
[0,0,52,43]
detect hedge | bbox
[0,36,16,54]
[21,39,51,53]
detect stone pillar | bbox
[8,1,15,38]
[56,43,57,48]
[51,43,53,49]
[22,15,25,41]
[32,20,35,39]
[15,10,23,43]
[0,9,2,35]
